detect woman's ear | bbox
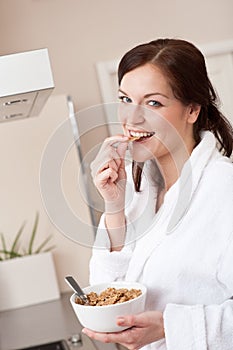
[187,104,201,124]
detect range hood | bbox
[0,48,54,122]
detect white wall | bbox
[0,0,232,293]
[0,0,232,110]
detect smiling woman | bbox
[88,38,233,350]
[118,63,199,171]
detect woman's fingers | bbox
[117,315,136,327]
[106,135,129,146]
[91,154,113,179]
[83,311,165,349]
[117,312,163,328]
[82,328,130,345]
[91,136,128,178]
[90,135,129,205]
[94,167,118,188]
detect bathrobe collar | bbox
[126,131,218,281]
[165,130,218,233]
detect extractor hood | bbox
[0,48,54,122]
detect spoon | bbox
[65,275,89,304]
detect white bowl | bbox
[70,281,147,333]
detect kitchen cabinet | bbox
[0,49,54,123]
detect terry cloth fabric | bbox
[89,131,233,350]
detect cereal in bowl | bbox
[75,287,142,306]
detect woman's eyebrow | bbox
[118,89,128,95]
[144,92,169,99]
[118,89,169,99]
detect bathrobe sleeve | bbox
[163,232,233,350]
[89,213,136,285]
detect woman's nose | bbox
[118,103,145,124]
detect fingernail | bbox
[117,317,125,325]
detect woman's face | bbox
[118,63,198,163]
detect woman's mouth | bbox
[129,130,155,142]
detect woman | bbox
[83,39,233,350]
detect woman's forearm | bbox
[105,210,126,251]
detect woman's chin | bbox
[130,150,153,163]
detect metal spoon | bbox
[65,275,89,304]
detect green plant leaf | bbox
[38,245,56,253]
[9,251,23,258]
[34,234,53,254]
[28,212,39,254]
[0,249,23,258]
[0,211,55,261]
[10,222,26,258]
[0,233,7,260]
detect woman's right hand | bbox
[90,135,129,214]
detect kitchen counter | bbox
[0,293,116,350]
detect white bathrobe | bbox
[89,131,233,350]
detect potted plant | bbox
[0,212,60,311]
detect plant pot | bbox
[0,251,60,311]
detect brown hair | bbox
[118,38,233,191]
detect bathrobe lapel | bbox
[126,131,217,281]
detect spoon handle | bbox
[65,276,88,304]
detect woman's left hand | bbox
[82,311,165,350]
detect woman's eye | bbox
[147,100,162,107]
[118,96,132,103]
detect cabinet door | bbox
[205,53,233,125]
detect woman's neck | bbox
[154,139,196,213]
[158,137,196,191]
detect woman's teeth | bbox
[129,131,155,140]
